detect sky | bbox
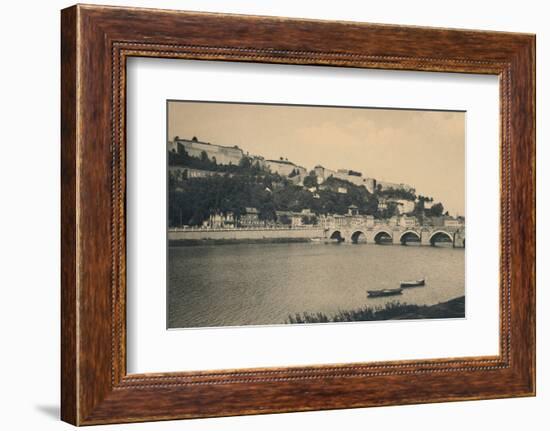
[168,101,465,216]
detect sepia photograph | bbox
[167,100,466,329]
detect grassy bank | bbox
[169,237,314,247]
[286,296,465,324]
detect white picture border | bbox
[126,58,500,374]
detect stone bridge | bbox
[325,225,465,248]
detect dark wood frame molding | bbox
[61,4,536,425]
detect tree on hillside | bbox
[427,202,444,217]
[378,201,399,219]
[377,186,416,201]
[279,214,291,225]
[412,199,425,224]
[239,156,251,169]
[301,215,318,225]
[258,203,276,222]
[303,172,317,188]
[364,196,379,216]
[288,168,299,178]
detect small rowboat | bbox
[367,288,403,298]
[400,279,425,288]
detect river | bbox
[168,242,465,328]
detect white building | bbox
[314,165,336,184]
[172,136,244,165]
[444,218,461,228]
[395,199,415,214]
[265,159,307,177]
[206,211,235,229]
[377,198,415,215]
[400,215,418,227]
[314,166,376,193]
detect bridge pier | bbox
[392,232,401,245]
[421,231,432,246]
[365,231,375,243]
[453,230,466,248]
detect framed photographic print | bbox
[61,4,535,425]
[164,101,466,330]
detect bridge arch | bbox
[400,230,421,245]
[351,230,367,244]
[373,229,393,245]
[429,230,454,246]
[329,230,344,242]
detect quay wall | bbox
[169,228,325,241]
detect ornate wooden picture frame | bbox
[61,4,535,425]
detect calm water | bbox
[168,243,465,328]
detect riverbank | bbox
[286,296,465,324]
[169,237,318,247]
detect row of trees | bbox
[376,186,416,201]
